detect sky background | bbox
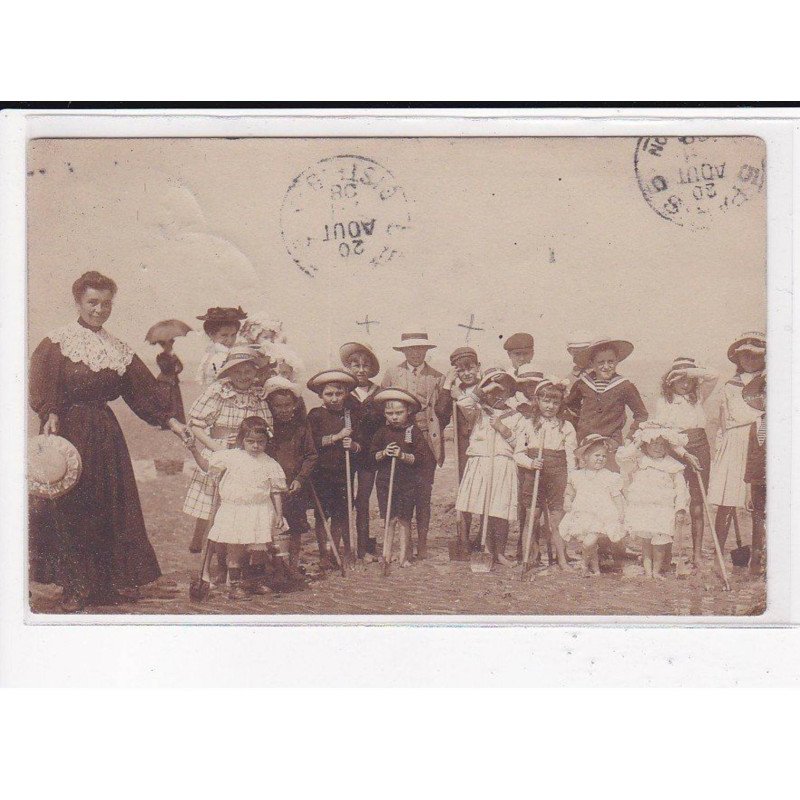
[27,137,766,388]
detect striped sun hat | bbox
[664,356,710,385]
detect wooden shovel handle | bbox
[521,428,546,569]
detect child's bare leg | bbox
[589,542,601,574]
[547,510,569,569]
[652,544,668,580]
[580,546,591,575]
[492,518,515,567]
[715,505,733,551]
[641,540,654,578]
[689,503,704,565]
[398,519,412,566]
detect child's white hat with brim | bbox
[477,367,517,396]
[263,375,302,400]
[632,422,688,451]
[664,356,714,384]
[216,345,271,380]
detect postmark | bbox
[634,136,765,229]
[280,155,411,277]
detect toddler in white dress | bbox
[188,416,287,599]
[559,434,625,575]
[616,423,690,580]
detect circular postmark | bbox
[634,136,765,229]
[280,155,411,278]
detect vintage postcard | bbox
[23,132,771,618]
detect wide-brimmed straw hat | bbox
[632,422,688,451]
[373,387,422,415]
[572,337,635,370]
[727,330,766,364]
[575,433,615,462]
[742,373,766,410]
[393,331,436,351]
[478,367,517,396]
[566,330,594,358]
[263,375,302,400]
[339,341,380,378]
[216,345,271,380]
[664,356,713,385]
[306,369,357,395]
[28,435,82,499]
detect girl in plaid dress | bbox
[185,346,272,554]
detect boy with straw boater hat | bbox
[306,368,362,567]
[369,387,430,568]
[340,341,383,560]
[564,335,648,457]
[380,330,444,559]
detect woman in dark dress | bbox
[29,271,190,611]
[155,339,186,424]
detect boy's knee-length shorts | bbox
[519,449,568,512]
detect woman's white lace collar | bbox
[49,321,134,376]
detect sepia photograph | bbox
[25,133,768,617]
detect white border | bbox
[1,108,796,685]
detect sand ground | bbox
[29,382,766,617]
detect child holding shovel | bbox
[370,388,430,568]
[513,377,576,571]
[616,423,691,580]
[435,346,482,551]
[264,376,318,582]
[455,368,523,568]
[652,356,716,566]
[306,369,362,568]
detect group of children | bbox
[159,305,766,599]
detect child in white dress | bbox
[456,368,524,567]
[188,416,287,599]
[652,356,717,566]
[707,331,766,553]
[559,434,625,575]
[616,423,691,580]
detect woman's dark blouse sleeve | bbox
[29,337,65,419]
[122,354,171,429]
